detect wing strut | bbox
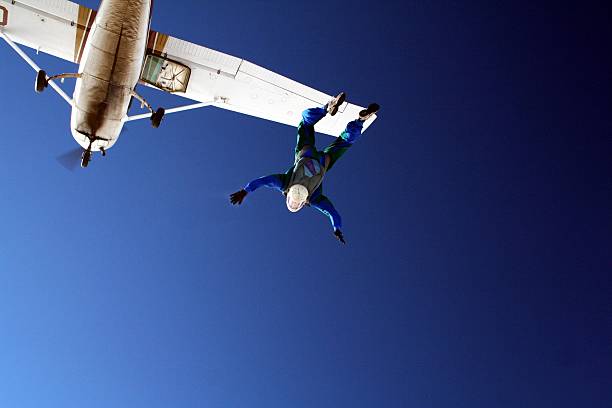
[123,101,214,123]
[0,30,73,106]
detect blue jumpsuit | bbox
[244,106,365,231]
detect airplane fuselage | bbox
[70,0,152,152]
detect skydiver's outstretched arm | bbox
[230,174,288,205]
[245,174,287,193]
[310,195,345,244]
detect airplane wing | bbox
[0,1,376,135]
[0,0,96,64]
[140,31,377,137]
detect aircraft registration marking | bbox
[0,6,8,27]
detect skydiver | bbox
[229,93,379,244]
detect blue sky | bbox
[1,1,611,407]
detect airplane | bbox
[0,0,377,168]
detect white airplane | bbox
[0,0,376,168]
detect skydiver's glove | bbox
[334,229,346,245]
[230,189,248,205]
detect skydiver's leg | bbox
[295,107,327,155]
[322,119,364,172]
[301,106,328,127]
[323,103,380,171]
[294,93,347,156]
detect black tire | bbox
[151,107,165,128]
[35,70,47,93]
[81,151,90,168]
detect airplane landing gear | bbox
[80,145,108,168]
[151,107,165,128]
[35,71,81,93]
[79,134,108,168]
[130,89,165,128]
[81,148,92,168]
[35,70,48,93]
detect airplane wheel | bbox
[81,151,91,168]
[151,108,165,128]
[35,70,48,93]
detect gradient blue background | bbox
[1,1,611,407]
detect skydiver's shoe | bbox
[359,103,380,121]
[326,92,346,116]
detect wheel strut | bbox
[130,89,165,128]
[35,71,81,93]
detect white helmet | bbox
[286,184,309,212]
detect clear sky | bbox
[1,1,610,407]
